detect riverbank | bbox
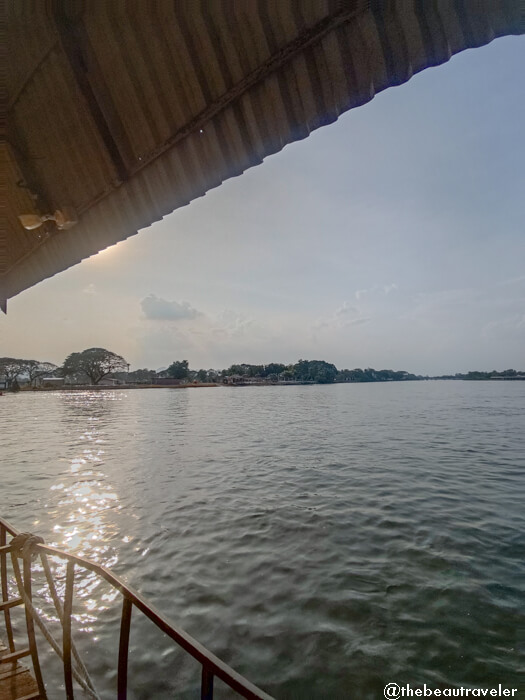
[17,383,219,391]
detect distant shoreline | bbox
[16,383,219,392]
[8,376,525,394]
[5,356,524,393]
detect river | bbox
[1,382,524,698]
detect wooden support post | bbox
[0,526,15,652]
[201,665,214,700]
[63,560,75,699]
[117,596,133,700]
[22,557,47,699]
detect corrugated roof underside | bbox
[3,0,523,301]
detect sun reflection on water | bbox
[37,394,124,631]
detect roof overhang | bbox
[2,0,523,311]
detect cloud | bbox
[497,275,525,287]
[314,301,369,332]
[212,310,255,338]
[335,301,358,319]
[141,295,201,321]
[355,283,398,300]
[83,283,97,295]
[349,317,371,326]
[482,313,525,339]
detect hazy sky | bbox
[2,36,524,375]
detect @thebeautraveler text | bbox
[383,683,518,698]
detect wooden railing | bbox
[0,516,273,700]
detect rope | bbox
[10,533,100,699]
[40,552,97,695]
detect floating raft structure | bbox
[0,639,39,700]
[0,517,273,699]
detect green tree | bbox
[167,360,189,380]
[465,371,490,380]
[196,369,207,382]
[61,348,128,385]
[280,364,295,380]
[127,368,156,383]
[24,360,58,386]
[225,364,244,376]
[0,357,26,386]
[293,359,338,383]
[262,363,286,378]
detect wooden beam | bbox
[53,1,133,184]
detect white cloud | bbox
[482,313,525,339]
[349,317,371,326]
[497,275,525,287]
[355,284,398,300]
[212,310,256,338]
[335,301,358,319]
[140,295,201,321]
[314,301,369,332]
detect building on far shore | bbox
[491,375,525,380]
[39,377,65,388]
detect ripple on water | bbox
[1,382,525,698]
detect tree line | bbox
[0,357,59,390]
[432,369,525,381]
[3,348,523,389]
[0,349,127,389]
[1,349,421,387]
[213,361,420,384]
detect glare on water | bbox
[1,383,524,699]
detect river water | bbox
[1,382,524,698]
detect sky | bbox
[1,36,524,376]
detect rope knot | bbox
[10,532,45,561]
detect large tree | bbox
[0,357,26,385]
[293,359,338,383]
[61,348,128,385]
[126,368,156,383]
[24,360,58,386]
[166,360,189,380]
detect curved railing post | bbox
[22,555,48,699]
[118,596,133,700]
[0,515,274,700]
[0,523,15,652]
[63,560,75,699]
[201,665,214,700]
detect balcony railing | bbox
[0,515,273,700]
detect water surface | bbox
[1,382,524,698]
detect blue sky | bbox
[2,36,524,375]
